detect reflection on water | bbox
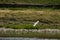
[0,37,60,40]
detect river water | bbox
[0,37,60,40]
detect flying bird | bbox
[33,21,39,27]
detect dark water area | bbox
[0,4,60,9]
[0,37,60,40]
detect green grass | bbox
[2,24,60,29]
[0,0,60,4]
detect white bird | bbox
[33,21,39,27]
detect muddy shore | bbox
[0,28,60,38]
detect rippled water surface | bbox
[0,37,60,40]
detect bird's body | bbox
[33,21,39,27]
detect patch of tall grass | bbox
[0,8,60,29]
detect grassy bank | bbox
[0,0,60,4]
[0,8,60,29]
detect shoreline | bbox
[0,28,60,38]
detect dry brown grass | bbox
[0,9,60,29]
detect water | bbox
[0,37,60,40]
